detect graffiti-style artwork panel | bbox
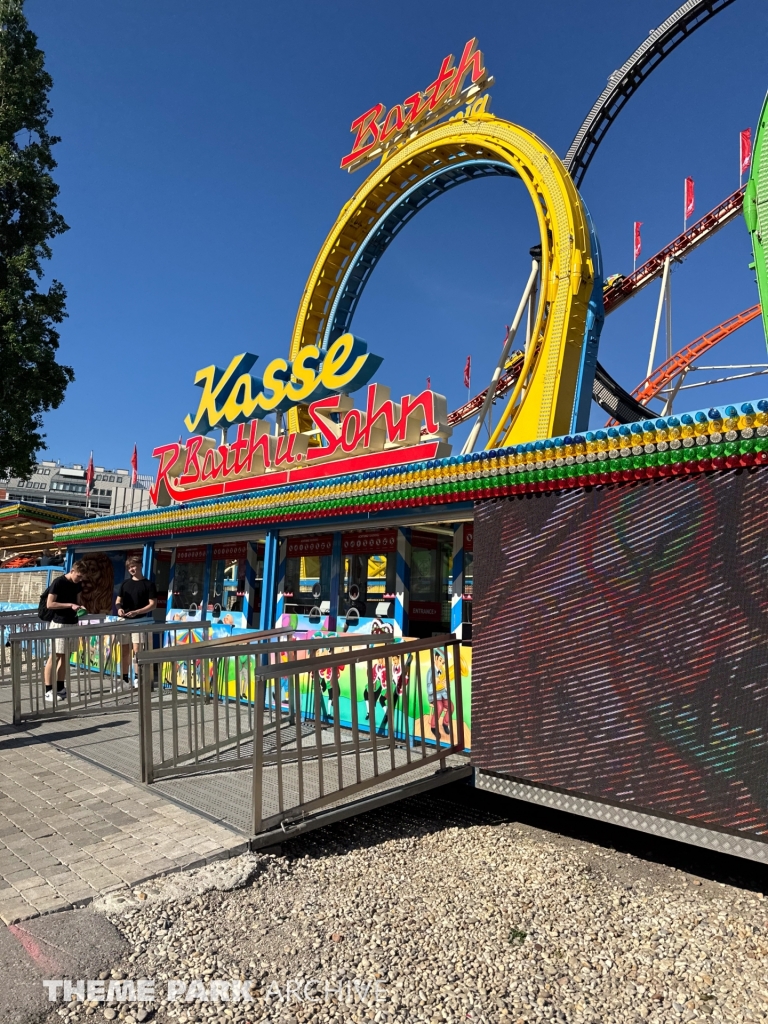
[472,471,768,839]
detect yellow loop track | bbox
[287,114,593,446]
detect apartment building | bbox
[1,461,154,518]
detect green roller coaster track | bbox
[744,91,768,348]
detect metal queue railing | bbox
[8,619,212,724]
[136,634,390,785]
[137,633,465,835]
[1,609,46,682]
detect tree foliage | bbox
[0,0,71,480]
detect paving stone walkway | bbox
[0,718,248,926]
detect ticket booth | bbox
[170,545,207,614]
[209,541,250,615]
[281,534,334,629]
[340,529,398,633]
[408,528,453,638]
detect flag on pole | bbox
[740,128,752,177]
[633,221,642,262]
[684,177,695,224]
[85,452,94,498]
[426,376,431,390]
[131,444,138,486]
[463,355,471,390]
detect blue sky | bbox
[28,0,768,473]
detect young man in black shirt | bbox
[45,562,87,701]
[116,555,157,687]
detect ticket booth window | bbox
[342,530,397,632]
[209,542,248,614]
[409,529,452,638]
[171,546,207,611]
[283,536,332,624]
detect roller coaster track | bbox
[603,187,745,313]
[447,0,742,431]
[447,187,747,428]
[628,304,762,408]
[564,0,739,188]
[576,0,741,421]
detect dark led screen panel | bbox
[472,471,768,839]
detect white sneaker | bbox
[45,688,66,702]
[44,689,53,702]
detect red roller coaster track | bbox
[446,186,748,431]
[630,304,762,407]
[603,186,745,314]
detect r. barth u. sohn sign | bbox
[151,336,452,505]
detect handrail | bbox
[164,634,455,681]
[8,618,210,644]
[136,631,400,666]
[170,626,289,651]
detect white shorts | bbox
[48,620,68,654]
[121,620,152,646]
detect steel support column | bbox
[200,545,213,622]
[328,533,342,633]
[259,530,281,631]
[243,541,261,629]
[450,524,465,639]
[141,541,155,581]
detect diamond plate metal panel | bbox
[475,770,768,864]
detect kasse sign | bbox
[151,339,453,505]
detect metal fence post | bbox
[252,675,266,834]
[11,639,21,726]
[138,660,153,784]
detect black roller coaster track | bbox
[563,0,740,422]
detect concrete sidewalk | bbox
[0,719,248,925]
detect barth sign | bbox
[340,38,493,173]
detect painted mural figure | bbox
[426,649,453,740]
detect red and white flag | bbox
[741,128,752,176]
[633,221,642,262]
[463,355,471,390]
[85,452,94,497]
[684,177,695,223]
[131,444,138,486]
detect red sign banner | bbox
[684,177,695,222]
[741,128,752,175]
[343,529,397,555]
[409,601,441,621]
[212,542,248,561]
[633,221,642,261]
[286,535,333,558]
[464,525,474,552]
[175,546,208,564]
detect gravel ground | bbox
[45,793,768,1024]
